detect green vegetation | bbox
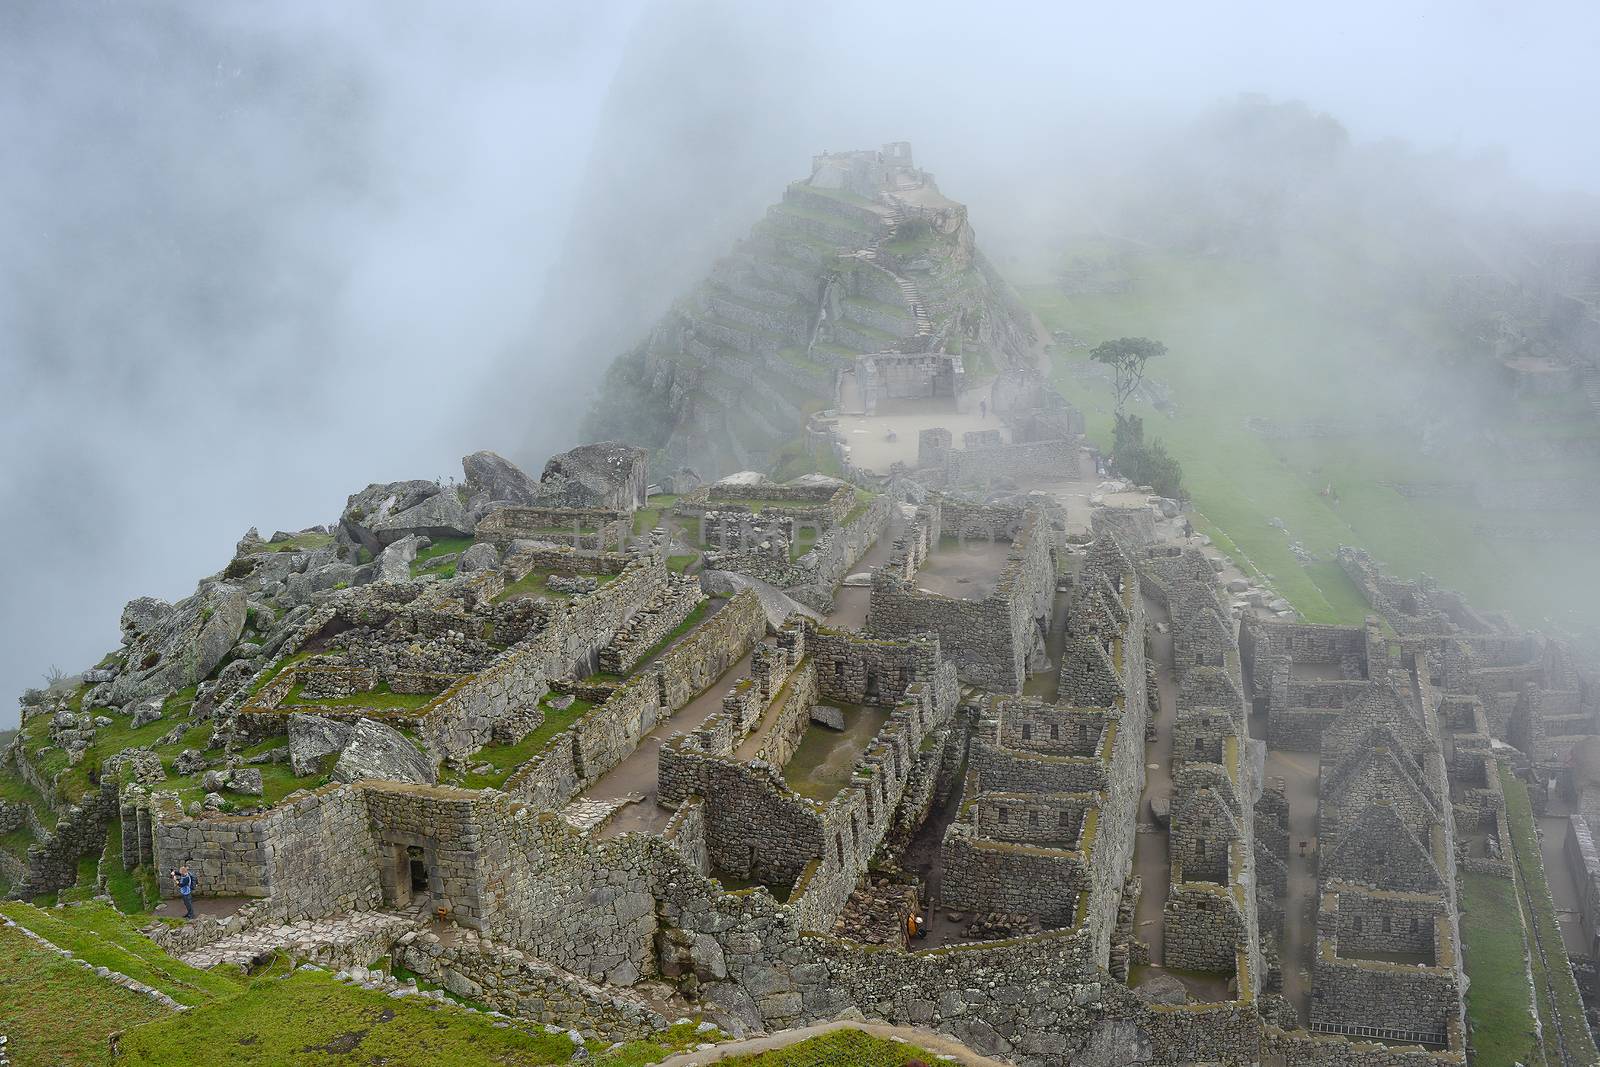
[1500,765,1599,1065]
[249,531,334,555]
[447,695,594,790]
[1021,247,1600,630]
[632,602,709,668]
[0,922,172,1066]
[1460,871,1539,1066]
[0,901,246,1007]
[632,493,678,536]
[666,553,697,574]
[711,1028,940,1065]
[494,568,617,604]
[411,536,474,578]
[1113,413,1184,500]
[770,198,875,236]
[116,967,577,1065]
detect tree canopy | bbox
[1090,336,1167,411]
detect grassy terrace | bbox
[247,531,334,555]
[494,567,619,604]
[1500,764,1599,1065]
[0,901,246,1007]
[446,694,595,791]
[1020,247,1600,630]
[1460,871,1540,1066]
[771,198,876,236]
[632,493,679,536]
[0,922,172,1066]
[711,1028,941,1065]
[410,535,474,578]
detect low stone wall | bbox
[940,824,1087,924]
[503,591,767,812]
[17,780,119,899]
[598,576,705,676]
[942,438,1081,485]
[394,928,665,1043]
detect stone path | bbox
[1132,595,1177,967]
[562,794,641,834]
[179,911,415,969]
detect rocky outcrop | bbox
[369,489,473,546]
[457,542,501,575]
[539,442,649,510]
[462,450,542,506]
[102,583,248,709]
[331,718,435,785]
[375,536,424,584]
[288,714,352,776]
[340,480,444,555]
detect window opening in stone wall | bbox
[1410,917,1419,933]
[851,813,861,853]
[1021,722,1032,740]
[1353,916,1363,934]
[836,833,845,864]
[1029,810,1039,828]
[1383,916,1392,933]
[1051,724,1059,741]
[998,807,1009,824]
[1195,737,1205,754]
[1060,810,1074,829]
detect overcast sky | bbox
[3,0,1597,726]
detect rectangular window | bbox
[1021,723,1032,741]
[998,807,1009,824]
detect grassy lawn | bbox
[448,695,595,791]
[116,967,578,1065]
[711,1028,941,1065]
[667,553,697,574]
[0,901,246,1007]
[1020,248,1600,631]
[0,922,172,1067]
[248,531,334,554]
[1500,765,1599,1065]
[1459,871,1540,1066]
[411,536,475,578]
[494,568,618,605]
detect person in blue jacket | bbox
[171,865,195,919]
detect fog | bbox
[4,0,1598,726]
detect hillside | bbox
[585,144,1041,478]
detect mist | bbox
[6,0,1600,727]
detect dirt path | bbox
[653,1019,1010,1066]
[1132,596,1176,966]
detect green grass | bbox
[631,602,710,668]
[667,554,697,574]
[770,198,875,236]
[0,901,246,1007]
[1460,871,1539,1066]
[493,568,618,605]
[1500,765,1599,1065]
[0,922,172,1067]
[249,531,335,554]
[711,1028,940,1065]
[115,967,579,1065]
[1020,246,1600,633]
[102,819,152,914]
[0,764,55,830]
[449,696,595,790]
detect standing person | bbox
[172,865,195,920]
[979,398,987,419]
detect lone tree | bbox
[1090,336,1167,412]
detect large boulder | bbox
[457,542,501,575]
[461,450,542,505]
[539,442,649,510]
[340,480,444,555]
[288,713,352,776]
[375,535,425,584]
[105,583,248,708]
[120,597,174,642]
[332,718,435,785]
[369,489,473,547]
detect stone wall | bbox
[147,784,381,919]
[16,780,119,899]
[942,438,1082,485]
[867,508,1054,692]
[1163,880,1248,972]
[597,575,705,677]
[393,927,665,1042]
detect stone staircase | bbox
[847,200,935,353]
